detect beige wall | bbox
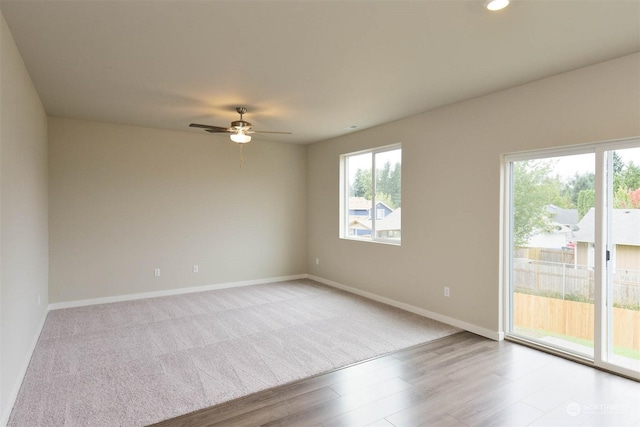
[0,12,49,421]
[48,118,307,303]
[307,53,640,335]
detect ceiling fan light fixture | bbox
[230,131,251,144]
[190,107,290,148]
[484,0,509,11]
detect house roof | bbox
[348,218,371,231]
[573,208,640,246]
[357,208,402,232]
[348,197,394,212]
[546,205,579,226]
[376,208,401,231]
[349,197,371,210]
[1,2,638,144]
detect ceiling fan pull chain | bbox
[239,143,243,168]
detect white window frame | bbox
[340,143,401,245]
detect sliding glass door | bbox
[509,152,596,359]
[505,139,640,379]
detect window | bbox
[341,144,401,244]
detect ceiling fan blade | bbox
[249,130,292,135]
[189,123,231,132]
[205,128,232,134]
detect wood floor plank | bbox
[448,369,559,424]
[478,402,545,427]
[262,376,416,427]
[385,373,513,427]
[151,332,640,427]
[208,387,340,427]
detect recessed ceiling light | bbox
[484,0,509,11]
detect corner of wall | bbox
[0,10,49,424]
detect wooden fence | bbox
[515,247,574,264]
[514,293,640,351]
[513,259,640,306]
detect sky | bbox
[554,146,640,179]
[346,148,401,183]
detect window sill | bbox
[340,236,401,246]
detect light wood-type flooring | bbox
[151,331,640,427]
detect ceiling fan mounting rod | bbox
[236,107,247,119]
[232,107,250,129]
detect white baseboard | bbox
[308,275,504,341]
[48,274,308,311]
[0,308,48,427]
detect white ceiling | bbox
[1,0,639,145]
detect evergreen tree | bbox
[351,162,401,209]
[350,168,372,200]
[577,189,595,220]
[563,172,594,207]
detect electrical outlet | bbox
[193,265,199,273]
[154,268,161,277]
[316,258,320,265]
[444,286,450,297]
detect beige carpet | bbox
[9,279,460,426]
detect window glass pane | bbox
[511,154,595,358]
[607,147,640,372]
[347,152,372,238]
[374,149,401,241]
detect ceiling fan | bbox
[189,107,291,144]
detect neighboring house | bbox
[525,205,579,249]
[573,208,640,271]
[349,207,401,240]
[347,197,396,237]
[374,207,401,240]
[348,197,393,218]
[348,197,372,217]
[547,204,579,227]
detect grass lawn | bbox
[513,326,640,361]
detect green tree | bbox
[563,172,594,207]
[613,150,640,192]
[612,151,640,206]
[350,168,372,200]
[577,189,595,220]
[512,160,562,247]
[612,151,624,192]
[614,187,640,209]
[351,161,401,209]
[619,161,640,191]
[376,161,401,208]
[613,151,624,175]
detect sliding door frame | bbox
[595,139,640,379]
[502,137,640,380]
